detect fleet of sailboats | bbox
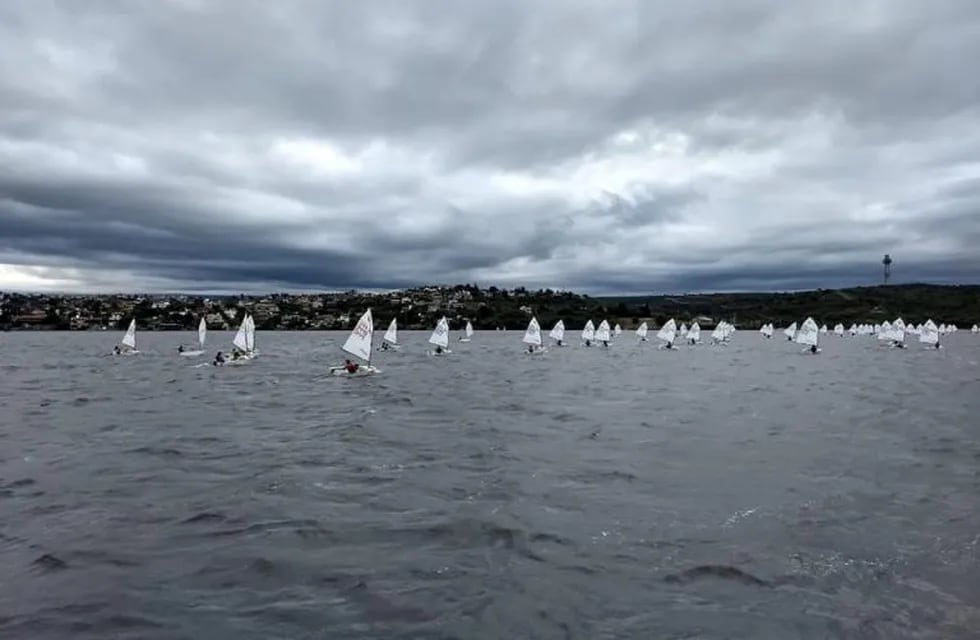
[107,313,973,367]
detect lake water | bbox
[1,330,979,639]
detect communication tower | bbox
[882,254,892,285]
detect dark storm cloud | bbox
[1,0,980,293]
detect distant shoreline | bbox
[2,283,978,331]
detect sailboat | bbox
[833,323,845,337]
[784,322,797,341]
[581,320,596,347]
[760,323,774,339]
[877,320,893,344]
[179,318,207,357]
[523,317,545,355]
[459,321,474,343]
[428,316,451,356]
[329,309,380,376]
[114,319,139,355]
[687,322,701,345]
[636,321,649,342]
[972,324,979,334]
[796,317,820,353]
[889,318,907,348]
[549,320,565,346]
[679,323,689,338]
[379,318,400,351]
[657,318,677,349]
[711,322,727,344]
[227,313,257,364]
[613,323,622,337]
[595,320,612,347]
[919,319,941,349]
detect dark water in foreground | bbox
[1,331,979,639]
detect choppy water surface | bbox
[1,331,979,639]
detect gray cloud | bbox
[1,0,980,293]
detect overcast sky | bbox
[2,1,979,294]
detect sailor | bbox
[435,346,443,355]
[213,351,225,366]
[810,344,818,354]
[113,345,121,355]
[178,345,184,353]
[344,359,359,374]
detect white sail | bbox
[877,320,892,341]
[581,320,595,342]
[383,318,398,345]
[244,314,255,352]
[919,319,940,345]
[849,324,857,335]
[796,317,819,347]
[657,318,677,344]
[834,323,844,337]
[197,317,207,348]
[595,320,611,342]
[711,322,726,342]
[523,317,542,346]
[429,316,450,348]
[636,322,649,340]
[760,323,773,338]
[465,321,474,338]
[688,322,701,343]
[549,320,565,342]
[613,323,622,336]
[121,319,136,349]
[342,309,374,362]
[890,318,907,343]
[232,316,249,352]
[819,324,828,334]
[679,323,688,337]
[972,324,979,334]
[784,322,797,340]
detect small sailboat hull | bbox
[224,353,256,366]
[458,338,471,343]
[329,365,381,377]
[179,350,205,357]
[428,349,452,357]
